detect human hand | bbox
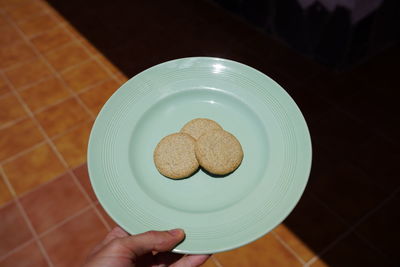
[83,226,210,267]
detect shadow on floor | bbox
[46,0,400,266]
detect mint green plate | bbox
[88,57,312,254]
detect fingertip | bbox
[168,228,185,238]
[118,229,188,257]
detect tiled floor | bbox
[0,0,127,266]
[1,0,399,266]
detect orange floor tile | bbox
[44,42,91,72]
[0,93,27,125]
[0,241,48,267]
[0,118,44,161]
[5,58,53,89]
[3,143,66,195]
[0,202,33,255]
[35,97,91,137]
[40,208,108,267]
[19,173,90,234]
[60,59,110,93]
[30,26,72,53]
[19,77,71,112]
[52,121,93,168]
[0,42,36,69]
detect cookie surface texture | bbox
[153,133,199,179]
[180,118,223,140]
[195,129,243,175]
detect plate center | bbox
[129,88,268,213]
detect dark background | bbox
[46,0,400,266]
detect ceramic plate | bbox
[88,57,312,254]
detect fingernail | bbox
[168,229,183,236]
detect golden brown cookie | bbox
[180,118,223,140]
[153,133,199,179]
[195,129,243,175]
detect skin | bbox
[82,227,210,267]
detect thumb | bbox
[120,229,185,258]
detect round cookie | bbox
[180,118,223,140]
[154,133,199,179]
[195,129,243,175]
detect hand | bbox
[83,226,210,267]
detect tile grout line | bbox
[0,71,57,266]
[6,71,112,232]
[47,11,116,77]
[13,74,53,91]
[0,74,114,134]
[1,10,97,121]
[1,27,70,72]
[20,75,112,114]
[306,186,400,265]
[1,56,39,72]
[0,0,44,16]
[3,2,115,233]
[26,22,66,39]
[2,168,63,202]
[211,255,223,267]
[38,38,79,55]
[50,118,93,139]
[6,80,111,233]
[43,13,124,231]
[58,57,93,74]
[10,20,67,45]
[29,94,77,114]
[0,35,25,50]
[0,115,27,130]
[0,204,100,262]
[4,7,47,24]
[28,76,113,115]
[0,199,13,211]
[1,39,78,74]
[1,34,121,93]
[369,130,398,149]
[6,23,112,229]
[303,256,318,267]
[0,91,14,100]
[271,231,306,265]
[1,10,95,118]
[75,76,116,95]
[0,165,54,267]
[0,140,46,165]
[1,56,110,238]
[14,73,54,91]
[39,205,93,238]
[0,238,35,262]
[1,77,113,142]
[0,117,91,168]
[353,230,397,266]
[92,53,121,75]
[0,175,103,255]
[13,202,54,267]
[308,190,399,263]
[352,184,400,266]
[4,75,111,126]
[307,193,351,227]
[59,22,121,83]
[70,172,112,231]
